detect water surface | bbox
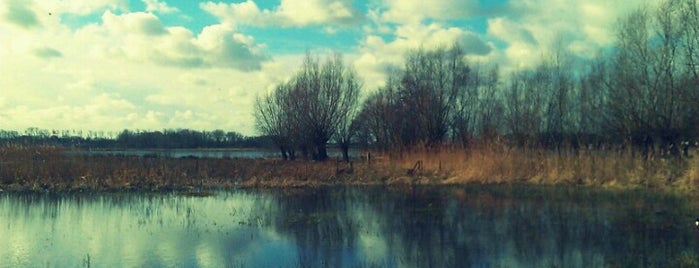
[1,186,697,267]
[67,148,358,159]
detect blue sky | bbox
[0,0,650,135]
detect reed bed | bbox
[0,145,697,192]
[382,145,699,191]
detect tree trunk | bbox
[289,148,296,160]
[279,146,288,160]
[340,143,350,162]
[315,143,328,161]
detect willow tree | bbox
[254,52,361,161]
[353,44,473,149]
[254,82,296,160]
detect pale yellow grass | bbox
[372,146,699,191]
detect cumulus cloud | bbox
[276,0,362,26]
[102,11,167,36]
[353,21,494,92]
[488,18,537,46]
[194,23,268,70]
[38,0,128,16]
[0,0,659,135]
[142,0,179,14]
[0,3,278,134]
[0,93,138,132]
[485,0,649,70]
[0,42,272,134]
[352,0,503,90]
[379,0,505,24]
[201,0,363,27]
[78,11,267,70]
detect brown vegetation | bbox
[389,144,699,192]
[0,146,697,192]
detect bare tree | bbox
[503,69,546,147]
[577,56,611,146]
[603,1,699,155]
[542,43,576,149]
[332,68,362,162]
[255,52,361,161]
[254,82,295,159]
[476,65,504,142]
[400,45,468,147]
[353,83,401,151]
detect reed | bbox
[0,145,697,192]
[376,144,699,191]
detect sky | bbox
[0,0,653,136]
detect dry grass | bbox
[0,145,697,192]
[379,145,699,192]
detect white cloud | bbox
[194,23,268,70]
[379,0,496,24]
[277,0,361,26]
[200,1,266,26]
[142,0,179,14]
[486,0,649,70]
[200,0,363,27]
[0,6,277,135]
[73,10,267,70]
[0,41,278,134]
[0,93,138,132]
[0,0,662,135]
[353,22,493,92]
[488,18,537,46]
[37,0,128,16]
[102,10,167,35]
[351,0,507,91]
[486,17,540,69]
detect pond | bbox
[1,186,698,267]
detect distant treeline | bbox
[0,128,272,149]
[256,0,699,160]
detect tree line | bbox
[256,0,699,160]
[0,128,269,149]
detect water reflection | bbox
[0,186,697,267]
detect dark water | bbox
[1,186,698,267]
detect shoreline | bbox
[1,147,697,194]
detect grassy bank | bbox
[0,146,697,192]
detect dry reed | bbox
[0,145,697,192]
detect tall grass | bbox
[373,143,699,191]
[0,145,697,191]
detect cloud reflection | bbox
[0,187,697,267]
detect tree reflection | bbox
[266,186,699,267]
[268,188,363,267]
[2,187,697,267]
